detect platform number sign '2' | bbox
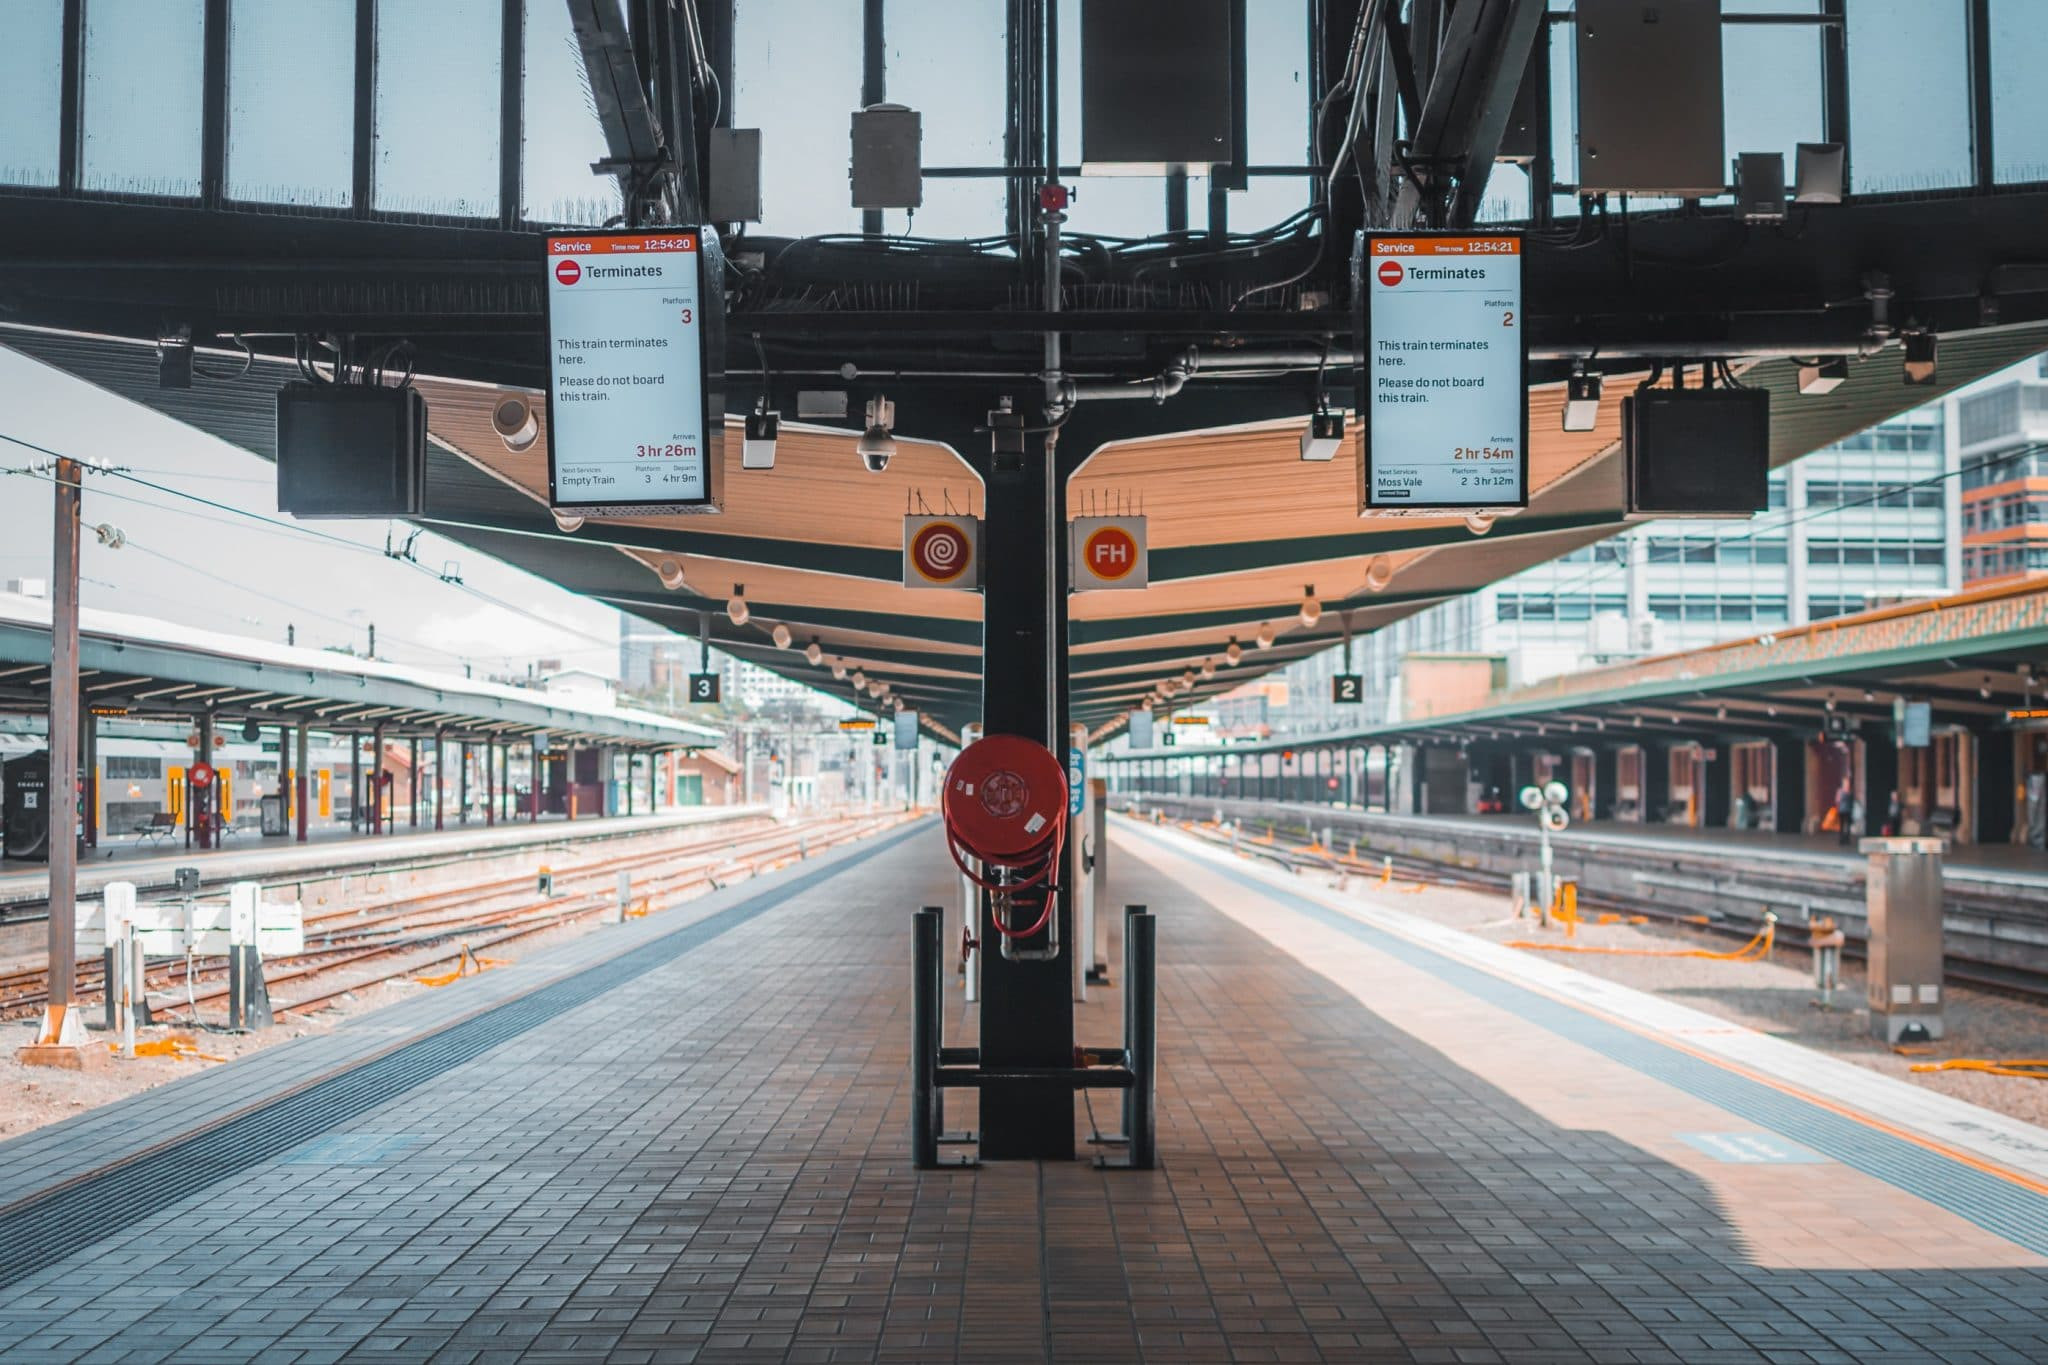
[1332,674,1364,705]
[688,673,720,704]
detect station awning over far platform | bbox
[0,590,720,750]
[1119,577,2048,757]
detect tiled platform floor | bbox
[1,824,2045,1363]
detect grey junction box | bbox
[1861,836,1945,1043]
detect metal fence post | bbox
[1124,904,1156,1170]
[911,907,940,1168]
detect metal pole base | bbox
[18,1003,98,1069]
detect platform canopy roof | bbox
[4,1,2048,738]
[1106,577,2048,760]
[0,592,721,751]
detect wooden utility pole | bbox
[22,457,89,1067]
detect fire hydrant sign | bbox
[1359,233,1527,513]
[545,229,718,515]
[1071,516,1148,590]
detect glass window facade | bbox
[1845,0,1972,193]
[81,0,206,196]
[0,0,64,186]
[522,0,622,225]
[373,0,502,218]
[227,0,355,207]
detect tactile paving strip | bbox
[0,822,924,1291]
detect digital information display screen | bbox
[1360,233,1527,512]
[545,229,716,514]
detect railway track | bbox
[1130,807,2048,1004]
[0,811,915,1024]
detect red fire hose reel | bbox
[943,734,1069,940]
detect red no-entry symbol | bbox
[189,763,214,789]
[1084,525,1138,581]
[910,521,972,584]
[555,258,582,286]
[1377,260,1404,287]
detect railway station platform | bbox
[0,804,777,914]
[4,820,2047,1363]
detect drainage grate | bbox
[0,823,924,1291]
[1191,848,2048,1257]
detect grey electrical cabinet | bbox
[1861,836,1945,1043]
[851,105,922,210]
[1575,0,1725,197]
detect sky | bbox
[0,345,626,680]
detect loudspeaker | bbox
[276,383,428,518]
[1625,385,1771,517]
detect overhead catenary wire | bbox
[0,433,621,664]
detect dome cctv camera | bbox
[858,395,896,473]
[857,430,894,473]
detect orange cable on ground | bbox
[1910,1058,2048,1081]
[1507,915,1777,961]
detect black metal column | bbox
[974,419,1076,1161]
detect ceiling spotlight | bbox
[1825,697,1836,712]
[743,409,780,470]
[1979,682,1992,700]
[1902,332,1937,385]
[552,508,585,534]
[771,623,793,649]
[657,558,686,590]
[805,638,824,665]
[851,669,867,689]
[1181,668,1195,688]
[1767,705,1778,717]
[831,658,848,680]
[1255,624,1276,650]
[1562,365,1603,433]
[1364,554,1394,593]
[1225,638,1243,665]
[857,395,896,472]
[726,585,749,627]
[1797,358,1849,396]
[1863,689,1875,702]
[1299,586,1321,629]
[867,680,883,697]
[1299,410,1345,462]
[1200,658,1215,680]
[492,392,539,452]
[1465,512,1495,537]
[1716,706,1727,720]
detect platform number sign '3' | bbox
[688,673,720,704]
[1332,674,1364,705]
